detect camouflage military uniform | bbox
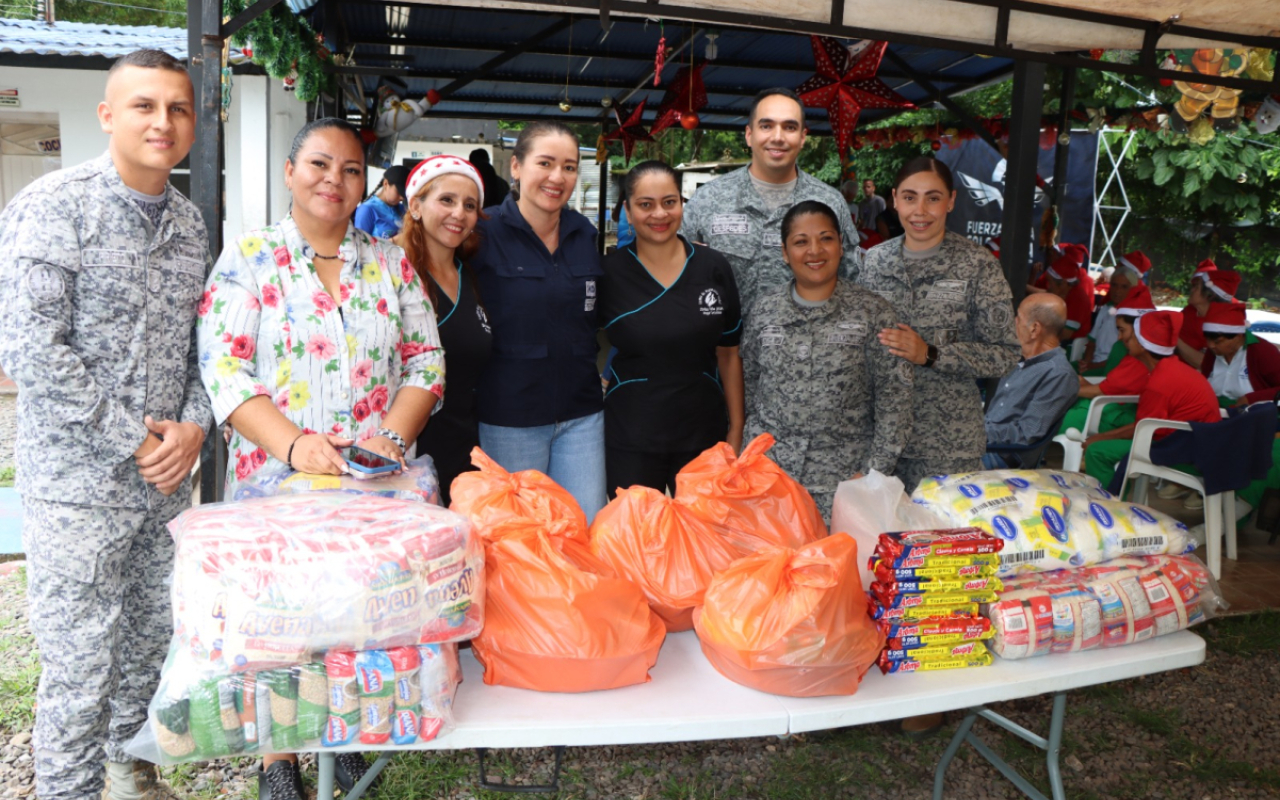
[857,232,1019,492]
[742,280,913,519]
[682,166,863,316]
[0,152,212,800]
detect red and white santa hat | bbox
[405,154,485,207]
[1047,243,1087,283]
[1134,310,1183,356]
[1111,282,1156,318]
[984,236,1001,256]
[1202,268,1241,302]
[1117,250,1151,279]
[1202,302,1248,335]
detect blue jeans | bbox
[981,452,1009,470]
[479,411,608,523]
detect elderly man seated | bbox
[983,294,1079,469]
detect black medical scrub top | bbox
[600,238,743,453]
[415,262,493,503]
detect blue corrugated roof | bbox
[0,18,189,59]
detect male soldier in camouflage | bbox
[742,201,912,519]
[682,88,862,317]
[865,157,1019,494]
[0,50,211,800]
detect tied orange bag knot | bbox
[471,515,665,692]
[590,485,743,632]
[694,534,884,697]
[449,448,588,541]
[674,434,827,553]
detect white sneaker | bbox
[1183,493,1205,510]
[1186,523,1207,546]
[102,761,179,800]
[1157,482,1189,500]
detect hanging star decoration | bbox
[650,63,708,136]
[795,37,914,155]
[601,99,654,163]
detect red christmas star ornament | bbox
[601,99,654,163]
[795,37,914,155]
[650,63,708,136]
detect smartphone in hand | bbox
[342,446,400,479]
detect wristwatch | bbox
[373,427,406,451]
[923,344,939,368]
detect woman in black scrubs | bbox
[394,155,493,503]
[599,160,744,496]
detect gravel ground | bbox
[0,567,1276,800]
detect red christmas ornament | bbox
[426,89,441,106]
[359,128,378,146]
[680,113,700,130]
[651,64,708,136]
[795,38,914,155]
[601,99,655,163]
[1089,49,1105,60]
[930,140,942,151]
[243,47,253,60]
[654,35,666,87]
[1159,78,1173,87]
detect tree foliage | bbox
[54,0,186,27]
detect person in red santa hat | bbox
[1177,259,1242,368]
[1044,243,1094,341]
[1081,250,1151,374]
[1082,309,1220,491]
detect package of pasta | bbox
[694,535,884,697]
[589,486,743,631]
[872,558,999,582]
[268,454,441,505]
[872,603,981,622]
[878,617,993,647]
[872,587,1000,609]
[674,433,827,553]
[472,516,666,693]
[880,640,990,662]
[874,529,1003,563]
[872,574,1004,595]
[450,448,588,541]
[879,651,994,674]
[168,493,483,672]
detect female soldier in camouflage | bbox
[861,157,1020,492]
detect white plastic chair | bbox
[1068,337,1088,363]
[1053,394,1139,473]
[1119,418,1235,580]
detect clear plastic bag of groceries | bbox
[912,469,1194,576]
[983,553,1226,659]
[168,493,483,673]
[233,455,441,505]
[128,641,461,764]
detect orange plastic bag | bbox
[693,534,884,697]
[471,517,666,692]
[675,434,827,552]
[449,448,587,541]
[589,486,744,632]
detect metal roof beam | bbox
[882,49,1003,154]
[435,15,576,100]
[344,35,988,86]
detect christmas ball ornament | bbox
[1159,78,1173,87]
[427,89,441,106]
[359,128,377,146]
[559,100,573,113]
[243,47,253,59]
[930,140,942,151]
[680,113,700,130]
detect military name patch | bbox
[762,231,782,248]
[759,325,784,347]
[711,214,750,235]
[926,278,968,303]
[826,332,860,345]
[24,264,65,304]
[82,248,140,267]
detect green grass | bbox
[0,465,13,488]
[1203,609,1280,658]
[0,619,38,736]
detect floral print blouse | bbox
[197,216,444,498]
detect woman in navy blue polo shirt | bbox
[600,161,744,497]
[471,121,607,520]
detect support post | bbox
[1051,67,1076,206]
[189,0,226,503]
[1000,59,1046,307]
[598,128,609,255]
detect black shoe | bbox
[335,752,379,793]
[258,760,304,800]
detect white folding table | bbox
[313,630,1205,800]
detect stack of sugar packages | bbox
[869,529,1003,674]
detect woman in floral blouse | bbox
[196,118,444,800]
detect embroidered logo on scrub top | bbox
[699,288,724,316]
[585,279,596,312]
[476,305,491,334]
[711,214,750,235]
[759,325,784,347]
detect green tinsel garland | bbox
[223,0,334,102]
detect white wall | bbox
[0,67,107,169]
[223,74,308,243]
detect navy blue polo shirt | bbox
[473,195,604,427]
